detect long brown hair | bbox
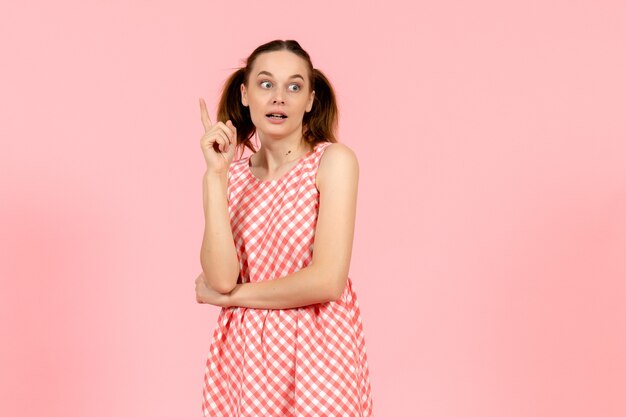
[215,39,339,159]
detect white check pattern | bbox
[202,141,373,417]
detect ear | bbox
[306,90,315,112]
[240,83,248,106]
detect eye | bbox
[260,80,272,89]
[289,84,301,92]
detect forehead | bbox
[252,50,309,79]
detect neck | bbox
[254,131,312,166]
[251,137,312,171]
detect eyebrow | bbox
[257,71,305,81]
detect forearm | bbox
[200,171,239,294]
[225,264,337,309]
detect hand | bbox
[199,97,237,174]
[195,272,230,307]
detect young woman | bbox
[195,39,373,417]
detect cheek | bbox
[247,101,268,126]
[248,95,266,113]
[250,102,264,118]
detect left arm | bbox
[226,263,336,309]
[197,143,359,309]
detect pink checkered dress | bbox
[201,141,373,417]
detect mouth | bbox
[265,113,288,119]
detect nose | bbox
[272,92,284,104]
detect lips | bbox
[266,111,287,119]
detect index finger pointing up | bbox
[199,97,213,132]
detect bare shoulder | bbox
[316,142,359,191]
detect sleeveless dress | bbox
[201,141,373,417]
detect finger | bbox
[214,131,230,152]
[215,122,235,144]
[199,98,213,132]
[206,130,229,153]
[226,120,237,141]
[202,128,229,152]
[214,122,235,145]
[215,129,231,152]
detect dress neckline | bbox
[246,143,319,183]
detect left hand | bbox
[195,272,230,307]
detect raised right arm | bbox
[200,170,240,294]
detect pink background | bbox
[1,1,625,416]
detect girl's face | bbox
[241,50,315,139]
